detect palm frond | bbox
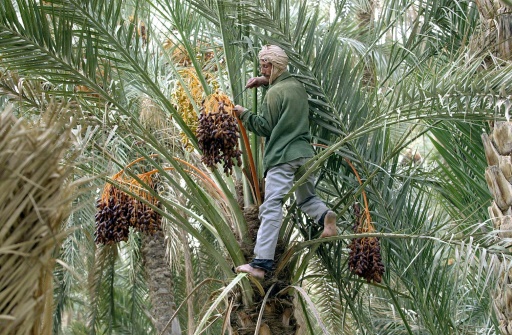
[429,120,491,223]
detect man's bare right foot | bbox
[235,264,265,279]
[320,211,337,238]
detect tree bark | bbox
[142,230,181,335]
[477,2,512,334]
[471,1,512,62]
[483,124,512,334]
[178,227,195,335]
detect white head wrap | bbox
[258,45,289,84]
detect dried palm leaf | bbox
[0,105,76,335]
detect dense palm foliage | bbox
[1,0,512,334]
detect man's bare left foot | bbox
[320,211,337,238]
[235,264,265,279]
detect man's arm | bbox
[245,76,269,88]
[237,107,272,137]
[232,75,275,136]
[233,105,273,137]
[234,89,281,137]
[232,76,270,116]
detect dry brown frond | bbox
[0,105,75,335]
[139,96,169,131]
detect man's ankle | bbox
[236,264,265,279]
[320,211,337,238]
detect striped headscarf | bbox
[258,45,289,84]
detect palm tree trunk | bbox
[471,1,512,62]
[477,2,512,334]
[141,231,181,335]
[484,125,512,334]
[178,227,195,335]
[230,203,298,334]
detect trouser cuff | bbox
[318,210,329,226]
[250,259,274,272]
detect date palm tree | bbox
[470,1,512,333]
[1,0,512,334]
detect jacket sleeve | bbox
[239,91,280,137]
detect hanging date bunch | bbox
[171,68,220,150]
[196,92,242,175]
[348,203,385,283]
[95,171,162,245]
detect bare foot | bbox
[320,211,337,238]
[235,264,265,279]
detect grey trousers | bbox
[254,157,329,260]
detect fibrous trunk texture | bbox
[141,230,181,335]
[471,1,512,62]
[0,107,74,335]
[178,228,195,335]
[483,123,512,334]
[476,2,512,334]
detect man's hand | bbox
[246,76,269,88]
[233,105,246,118]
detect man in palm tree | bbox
[233,44,337,279]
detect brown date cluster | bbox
[348,203,385,283]
[95,180,161,245]
[196,93,242,175]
